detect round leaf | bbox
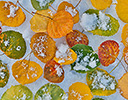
[68,82,93,100]
[71,44,100,73]
[12,60,43,85]
[0,60,9,88]
[57,1,79,24]
[34,83,67,100]
[31,0,55,11]
[91,0,112,10]
[86,68,118,96]
[0,1,26,27]
[123,47,128,65]
[0,30,26,59]
[66,30,89,47]
[98,40,119,66]
[44,59,64,83]
[1,85,33,100]
[47,10,74,38]
[30,32,56,63]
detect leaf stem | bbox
[32,12,53,20]
[109,56,123,74]
[0,53,4,56]
[75,0,82,8]
[50,5,57,12]
[17,0,34,16]
[117,57,127,72]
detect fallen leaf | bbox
[0,1,26,27]
[47,10,74,38]
[98,40,119,66]
[123,47,128,65]
[12,60,43,85]
[30,32,56,63]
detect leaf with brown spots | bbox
[44,59,64,83]
[30,32,56,63]
[66,30,89,47]
[47,10,74,38]
[0,1,26,27]
[98,40,119,66]
[12,60,43,85]
[57,1,79,24]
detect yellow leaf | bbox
[57,1,79,24]
[12,60,43,85]
[47,10,74,38]
[68,82,93,100]
[91,0,112,10]
[0,1,26,27]
[30,9,52,32]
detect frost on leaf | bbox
[98,40,119,66]
[0,31,26,59]
[80,9,119,36]
[12,60,43,85]
[86,68,117,96]
[34,83,67,100]
[0,1,26,27]
[71,44,100,73]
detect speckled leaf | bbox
[86,68,117,96]
[71,44,100,73]
[83,9,119,36]
[0,31,26,59]
[1,85,33,100]
[34,83,67,100]
[0,60,9,87]
[31,0,55,11]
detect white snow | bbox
[36,0,51,8]
[16,46,21,51]
[62,94,68,100]
[65,6,77,17]
[0,72,5,79]
[4,41,9,47]
[54,65,63,77]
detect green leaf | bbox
[1,85,33,100]
[83,9,120,36]
[34,83,67,100]
[86,68,118,96]
[0,30,26,59]
[92,98,104,100]
[31,0,55,11]
[71,44,100,73]
[0,60,9,88]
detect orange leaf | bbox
[57,1,79,24]
[12,60,43,85]
[0,1,26,27]
[123,47,128,65]
[44,59,64,83]
[118,72,128,99]
[68,82,93,100]
[66,30,89,47]
[47,10,74,38]
[121,24,128,47]
[98,40,119,66]
[30,32,56,63]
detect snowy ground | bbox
[0,0,127,100]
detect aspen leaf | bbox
[1,85,33,100]
[34,83,67,100]
[123,47,128,65]
[54,44,77,65]
[0,1,26,27]
[0,60,9,88]
[118,72,128,99]
[71,44,100,73]
[86,68,118,96]
[98,40,119,66]
[31,0,55,11]
[91,0,112,10]
[68,82,93,100]
[57,1,79,24]
[47,10,74,38]
[30,9,52,33]
[30,32,56,63]
[0,31,26,59]
[66,30,89,47]
[12,60,43,85]
[44,59,64,83]
[116,0,128,23]
[121,24,128,47]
